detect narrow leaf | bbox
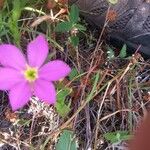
[104,131,132,144]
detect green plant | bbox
[107,46,115,59]
[119,44,127,58]
[55,4,86,47]
[108,0,118,4]
[0,0,46,45]
[56,130,78,150]
[104,131,132,143]
[56,83,72,118]
[8,0,24,46]
[107,44,127,59]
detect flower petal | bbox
[27,35,49,68]
[39,60,71,81]
[34,79,56,104]
[0,67,24,90]
[0,44,26,70]
[9,82,32,111]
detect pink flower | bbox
[0,35,71,111]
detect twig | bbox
[85,103,92,150]
[94,81,111,150]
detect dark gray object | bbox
[69,0,150,57]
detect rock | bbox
[69,0,150,58]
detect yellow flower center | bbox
[23,66,38,82]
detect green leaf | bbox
[119,44,127,58]
[69,4,79,23]
[108,0,118,4]
[107,46,115,59]
[57,88,72,103]
[69,68,79,81]
[70,35,79,47]
[55,21,73,32]
[104,131,132,144]
[74,24,86,31]
[56,87,72,117]
[56,130,78,150]
[18,119,31,126]
[56,103,70,118]
[8,0,23,45]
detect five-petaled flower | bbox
[0,35,71,111]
